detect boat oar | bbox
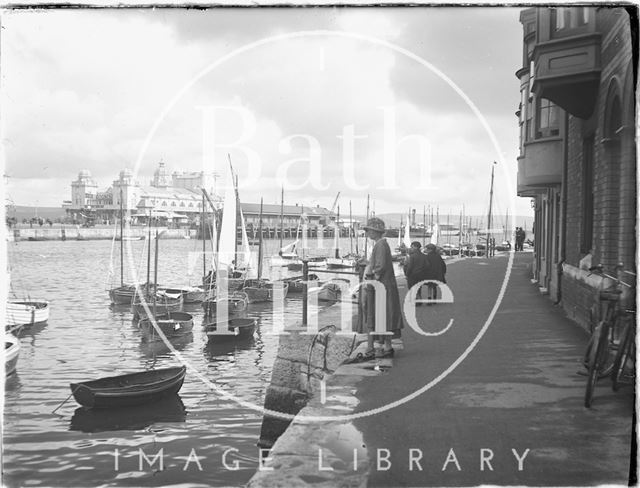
[51,385,81,414]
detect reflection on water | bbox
[70,395,187,433]
[4,238,362,487]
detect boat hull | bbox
[326,258,357,269]
[132,292,183,319]
[204,318,257,342]
[202,292,248,316]
[109,285,137,305]
[242,281,289,303]
[5,335,20,376]
[70,366,187,409]
[283,274,321,293]
[6,300,49,330]
[138,312,194,340]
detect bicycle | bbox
[611,270,636,392]
[584,263,633,408]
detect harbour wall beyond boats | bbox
[9,227,193,241]
[257,301,359,450]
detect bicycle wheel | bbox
[583,326,615,379]
[612,319,635,391]
[585,322,611,408]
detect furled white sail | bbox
[239,209,256,278]
[210,208,218,271]
[430,223,439,245]
[403,215,412,248]
[218,180,236,273]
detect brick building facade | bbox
[517,7,636,330]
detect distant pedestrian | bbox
[403,241,429,301]
[353,217,403,361]
[424,243,447,301]
[515,227,525,251]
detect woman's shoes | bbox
[375,348,394,358]
[344,349,376,364]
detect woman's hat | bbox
[425,243,437,251]
[362,217,386,233]
[411,241,422,248]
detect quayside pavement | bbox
[249,252,634,487]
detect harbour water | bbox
[3,237,364,487]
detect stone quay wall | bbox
[257,302,359,449]
[10,227,194,241]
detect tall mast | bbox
[119,188,124,287]
[349,200,353,255]
[458,208,463,249]
[505,206,509,242]
[202,192,206,282]
[487,162,496,258]
[146,209,152,295]
[335,204,341,259]
[258,197,264,281]
[153,229,159,317]
[364,194,370,257]
[422,205,426,247]
[234,173,239,267]
[279,187,284,250]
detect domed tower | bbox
[71,170,98,208]
[152,161,170,188]
[113,168,138,212]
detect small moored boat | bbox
[162,286,207,304]
[202,292,248,316]
[283,274,321,293]
[5,335,20,376]
[70,366,187,409]
[138,311,194,341]
[242,280,289,303]
[314,278,352,302]
[109,285,136,305]
[6,300,50,333]
[204,318,257,341]
[132,290,183,319]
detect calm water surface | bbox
[4,237,365,487]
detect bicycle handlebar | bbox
[589,263,635,288]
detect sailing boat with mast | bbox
[326,201,358,269]
[132,219,183,320]
[243,198,290,303]
[271,187,301,267]
[201,160,249,315]
[163,192,211,304]
[108,189,138,305]
[138,230,193,341]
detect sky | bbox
[1,6,533,221]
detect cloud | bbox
[1,6,533,217]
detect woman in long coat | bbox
[356,217,403,360]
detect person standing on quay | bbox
[354,217,403,361]
[424,243,447,301]
[403,241,429,302]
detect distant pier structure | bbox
[56,161,338,236]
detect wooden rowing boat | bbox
[5,335,20,376]
[202,292,248,316]
[70,394,186,433]
[132,290,183,319]
[6,300,49,332]
[138,312,194,341]
[70,366,187,408]
[283,274,321,293]
[204,318,257,342]
[242,280,289,303]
